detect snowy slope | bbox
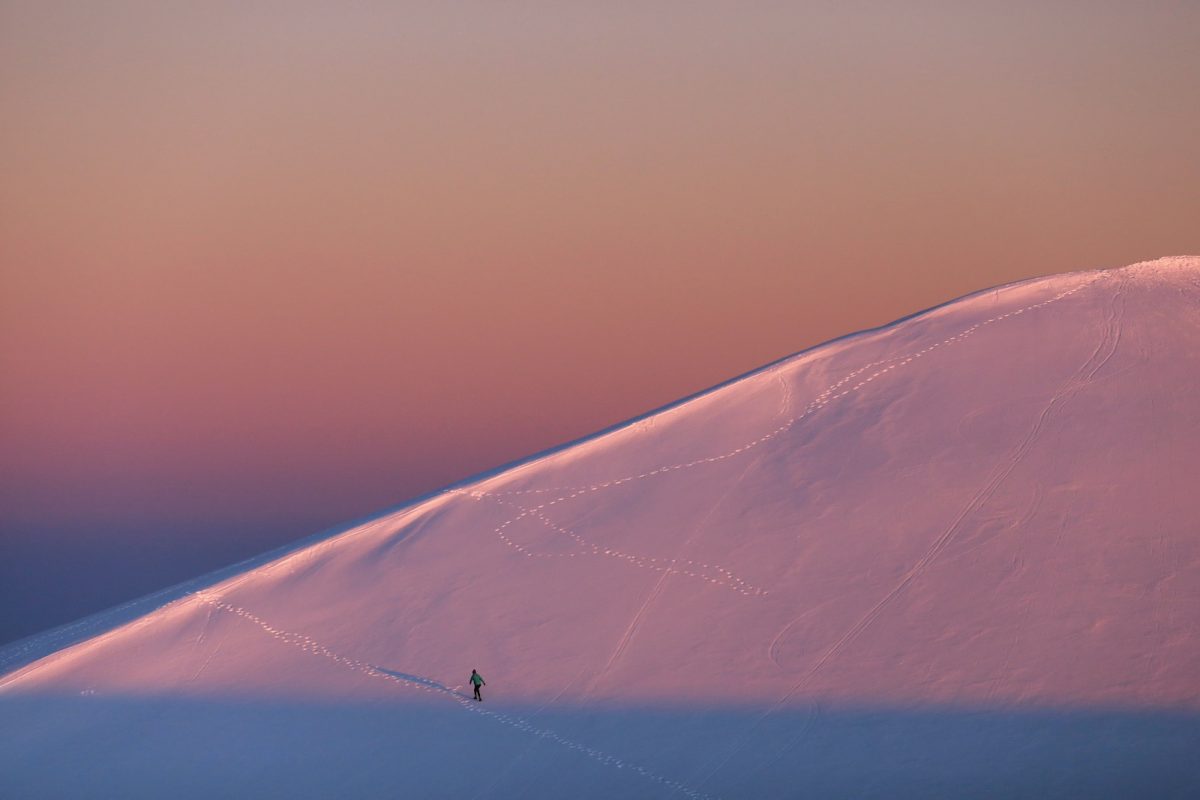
[3,257,1199,798]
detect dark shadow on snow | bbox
[369,667,471,699]
[2,692,1198,799]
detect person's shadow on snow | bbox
[371,667,470,699]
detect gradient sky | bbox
[2,1,1198,645]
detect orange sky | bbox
[2,1,1198,642]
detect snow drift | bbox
[3,256,1199,798]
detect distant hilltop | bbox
[4,257,1199,799]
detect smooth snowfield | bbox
[3,257,1199,798]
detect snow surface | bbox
[3,256,1200,798]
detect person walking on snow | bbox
[470,669,486,701]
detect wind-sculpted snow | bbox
[3,257,1199,798]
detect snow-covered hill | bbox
[4,257,1199,798]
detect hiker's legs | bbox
[474,684,482,701]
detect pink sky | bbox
[2,2,1198,643]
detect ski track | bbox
[192,592,713,800]
[591,558,676,695]
[587,457,760,697]
[188,603,223,683]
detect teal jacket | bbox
[470,672,485,686]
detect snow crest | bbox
[4,257,1199,799]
